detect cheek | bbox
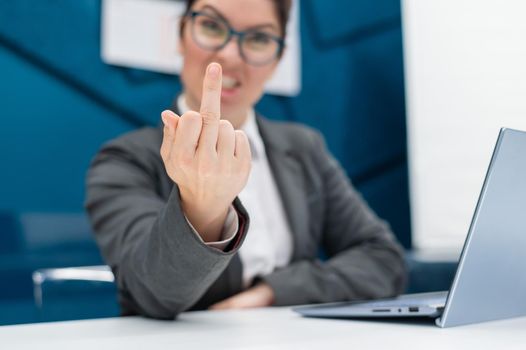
[244,66,276,98]
[180,36,210,93]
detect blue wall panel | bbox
[0,46,133,211]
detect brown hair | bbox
[180,0,292,38]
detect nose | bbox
[215,36,244,65]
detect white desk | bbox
[1,307,525,349]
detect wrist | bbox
[180,192,229,242]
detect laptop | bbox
[294,128,526,328]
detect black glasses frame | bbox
[186,10,285,66]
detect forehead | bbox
[192,0,280,30]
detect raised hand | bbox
[160,63,251,242]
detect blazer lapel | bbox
[256,116,310,261]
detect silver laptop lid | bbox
[438,128,526,327]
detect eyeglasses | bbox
[185,10,285,66]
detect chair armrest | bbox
[32,266,119,322]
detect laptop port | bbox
[409,307,419,313]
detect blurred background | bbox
[1,0,524,326]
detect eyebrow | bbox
[199,4,280,34]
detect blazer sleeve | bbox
[261,130,407,306]
[85,133,249,319]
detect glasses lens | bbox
[192,14,229,49]
[241,31,280,65]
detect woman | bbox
[86,0,406,319]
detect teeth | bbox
[222,76,239,89]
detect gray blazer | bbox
[85,113,407,319]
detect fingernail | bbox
[161,112,171,129]
[208,63,220,78]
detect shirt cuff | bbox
[184,205,239,251]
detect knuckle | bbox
[201,110,218,122]
[197,161,216,177]
[181,111,201,124]
[186,110,201,119]
[160,147,167,161]
[176,151,194,167]
[219,119,234,131]
[218,159,233,173]
[234,157,251,173]
[235,130,247,144]
[244,160,252,173]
